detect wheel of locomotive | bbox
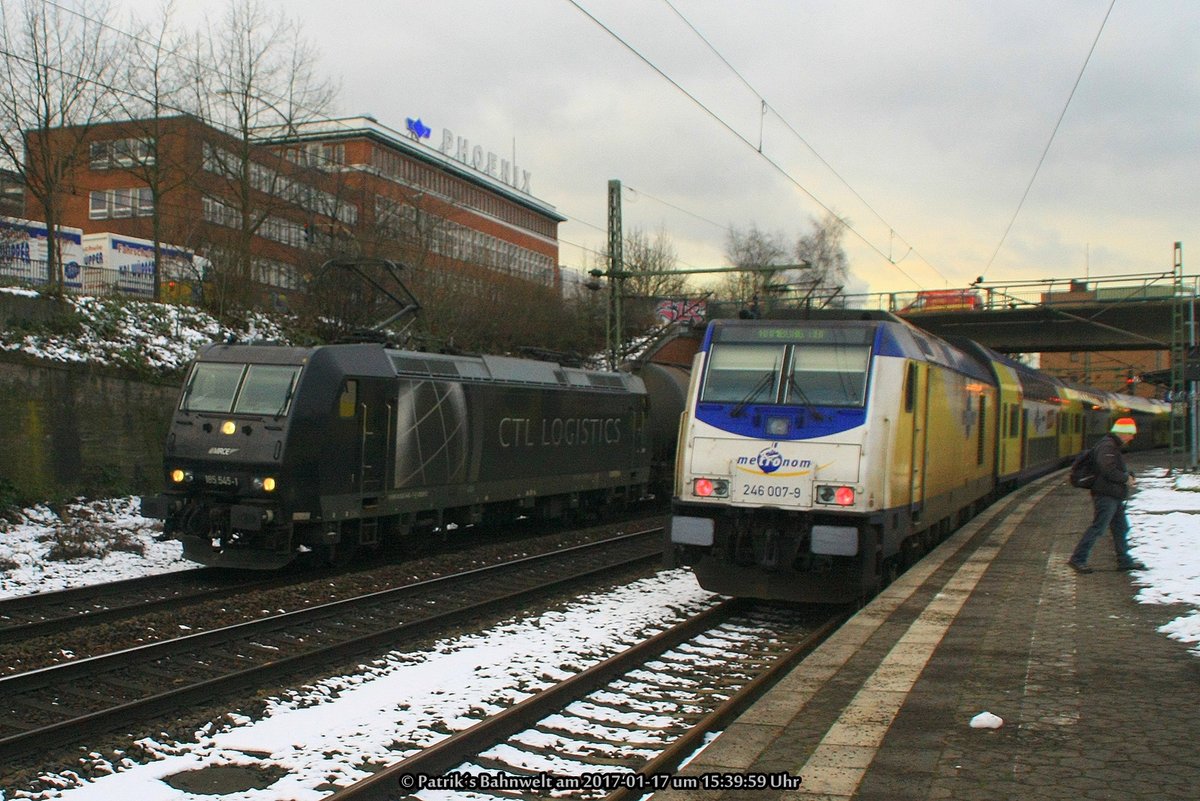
[883,556,901,587]
[902,538,925,571]
[308,539,358,567]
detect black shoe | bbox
[1068,560,1094,574]
[1118,561,1147,571]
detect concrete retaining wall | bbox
[0,356,178,503]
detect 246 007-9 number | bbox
[741,483,801,499]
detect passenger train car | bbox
[667,312,1169,603]
[141,342,688,568]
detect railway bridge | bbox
[874,273,1197,354]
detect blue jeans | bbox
[1071,493,1133,567]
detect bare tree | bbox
[592,226,691,336]
[624,226,690,337]
[113,0,211,301]
[412,269,602,359]
[791,210,849,300]
[622,226,688,299]
[717,223,788,311]
[192,0,337,312]
[0,0,121,291]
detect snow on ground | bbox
[0,286,287,376]
[0,466,1198,800]
[0,498,187,598]
[5,566,717,801]
[1125,468,1200,649]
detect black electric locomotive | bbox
[142,341,684,568]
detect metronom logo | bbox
[736,445,812,475]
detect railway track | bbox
[1,511,669,675]
[325,600,848,801]
[0,529,662,770]
[0,567,303,645]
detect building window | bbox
[204,141,357,226]
[202,196,243,228]
[89,191,107,219]
[283,142,345,170]
[90,137,154,170]
[112,188,132,217]
[89,187,154,219]
[251,258,301,290]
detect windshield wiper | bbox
[179,370,198,411]
[731,371,776,418]
[787,373,826,421]
[274,373,298,418]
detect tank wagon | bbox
[667,312,1169,603]
[141,342,687,568]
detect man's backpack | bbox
[1069,447,1097,489]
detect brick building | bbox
[0,169,24,217]
[1039,349,1167,398]
[23,114,564,307]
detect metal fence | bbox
[702,272,1200,319]
[845,272,1200,314]
[1,257,164,298]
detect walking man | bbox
[1068,417,1146,574]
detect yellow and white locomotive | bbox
[667,312,1168,603]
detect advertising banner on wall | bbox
[0,216,84,287]
[82,233,195,297]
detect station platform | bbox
[655,452,1200,800]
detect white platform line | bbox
[792,483,1058,798]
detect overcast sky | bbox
[110,0,1198,296]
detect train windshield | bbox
[787,344,871,406]
[701,341,872,408]
[700,344,784,404]
[181,363,302,415]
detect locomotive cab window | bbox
[338,380,358,418]
[700,344,785,404]
[787,344,871,407]
[181,363,244,412]
[233,365,301,415]
[181,362,301,416]
[700,340,872,408]
[904,363,917,412]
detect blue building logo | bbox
[406,117,431,140]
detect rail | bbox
[0,530,662,766]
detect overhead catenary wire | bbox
[979,0,1117,281]
[564,0,925,290]
[657,0,944,285]
[14,1,717,280]
[34,0,911,285]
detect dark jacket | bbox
[1090,433,1131,500]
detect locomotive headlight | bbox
[221,420,237,435]
[693,478,729,498]
[816,485,856,506]
[170,468,193,484]
[252,476,277,492]
[766,416,790,436]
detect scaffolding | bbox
[1168,242,1197,471]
